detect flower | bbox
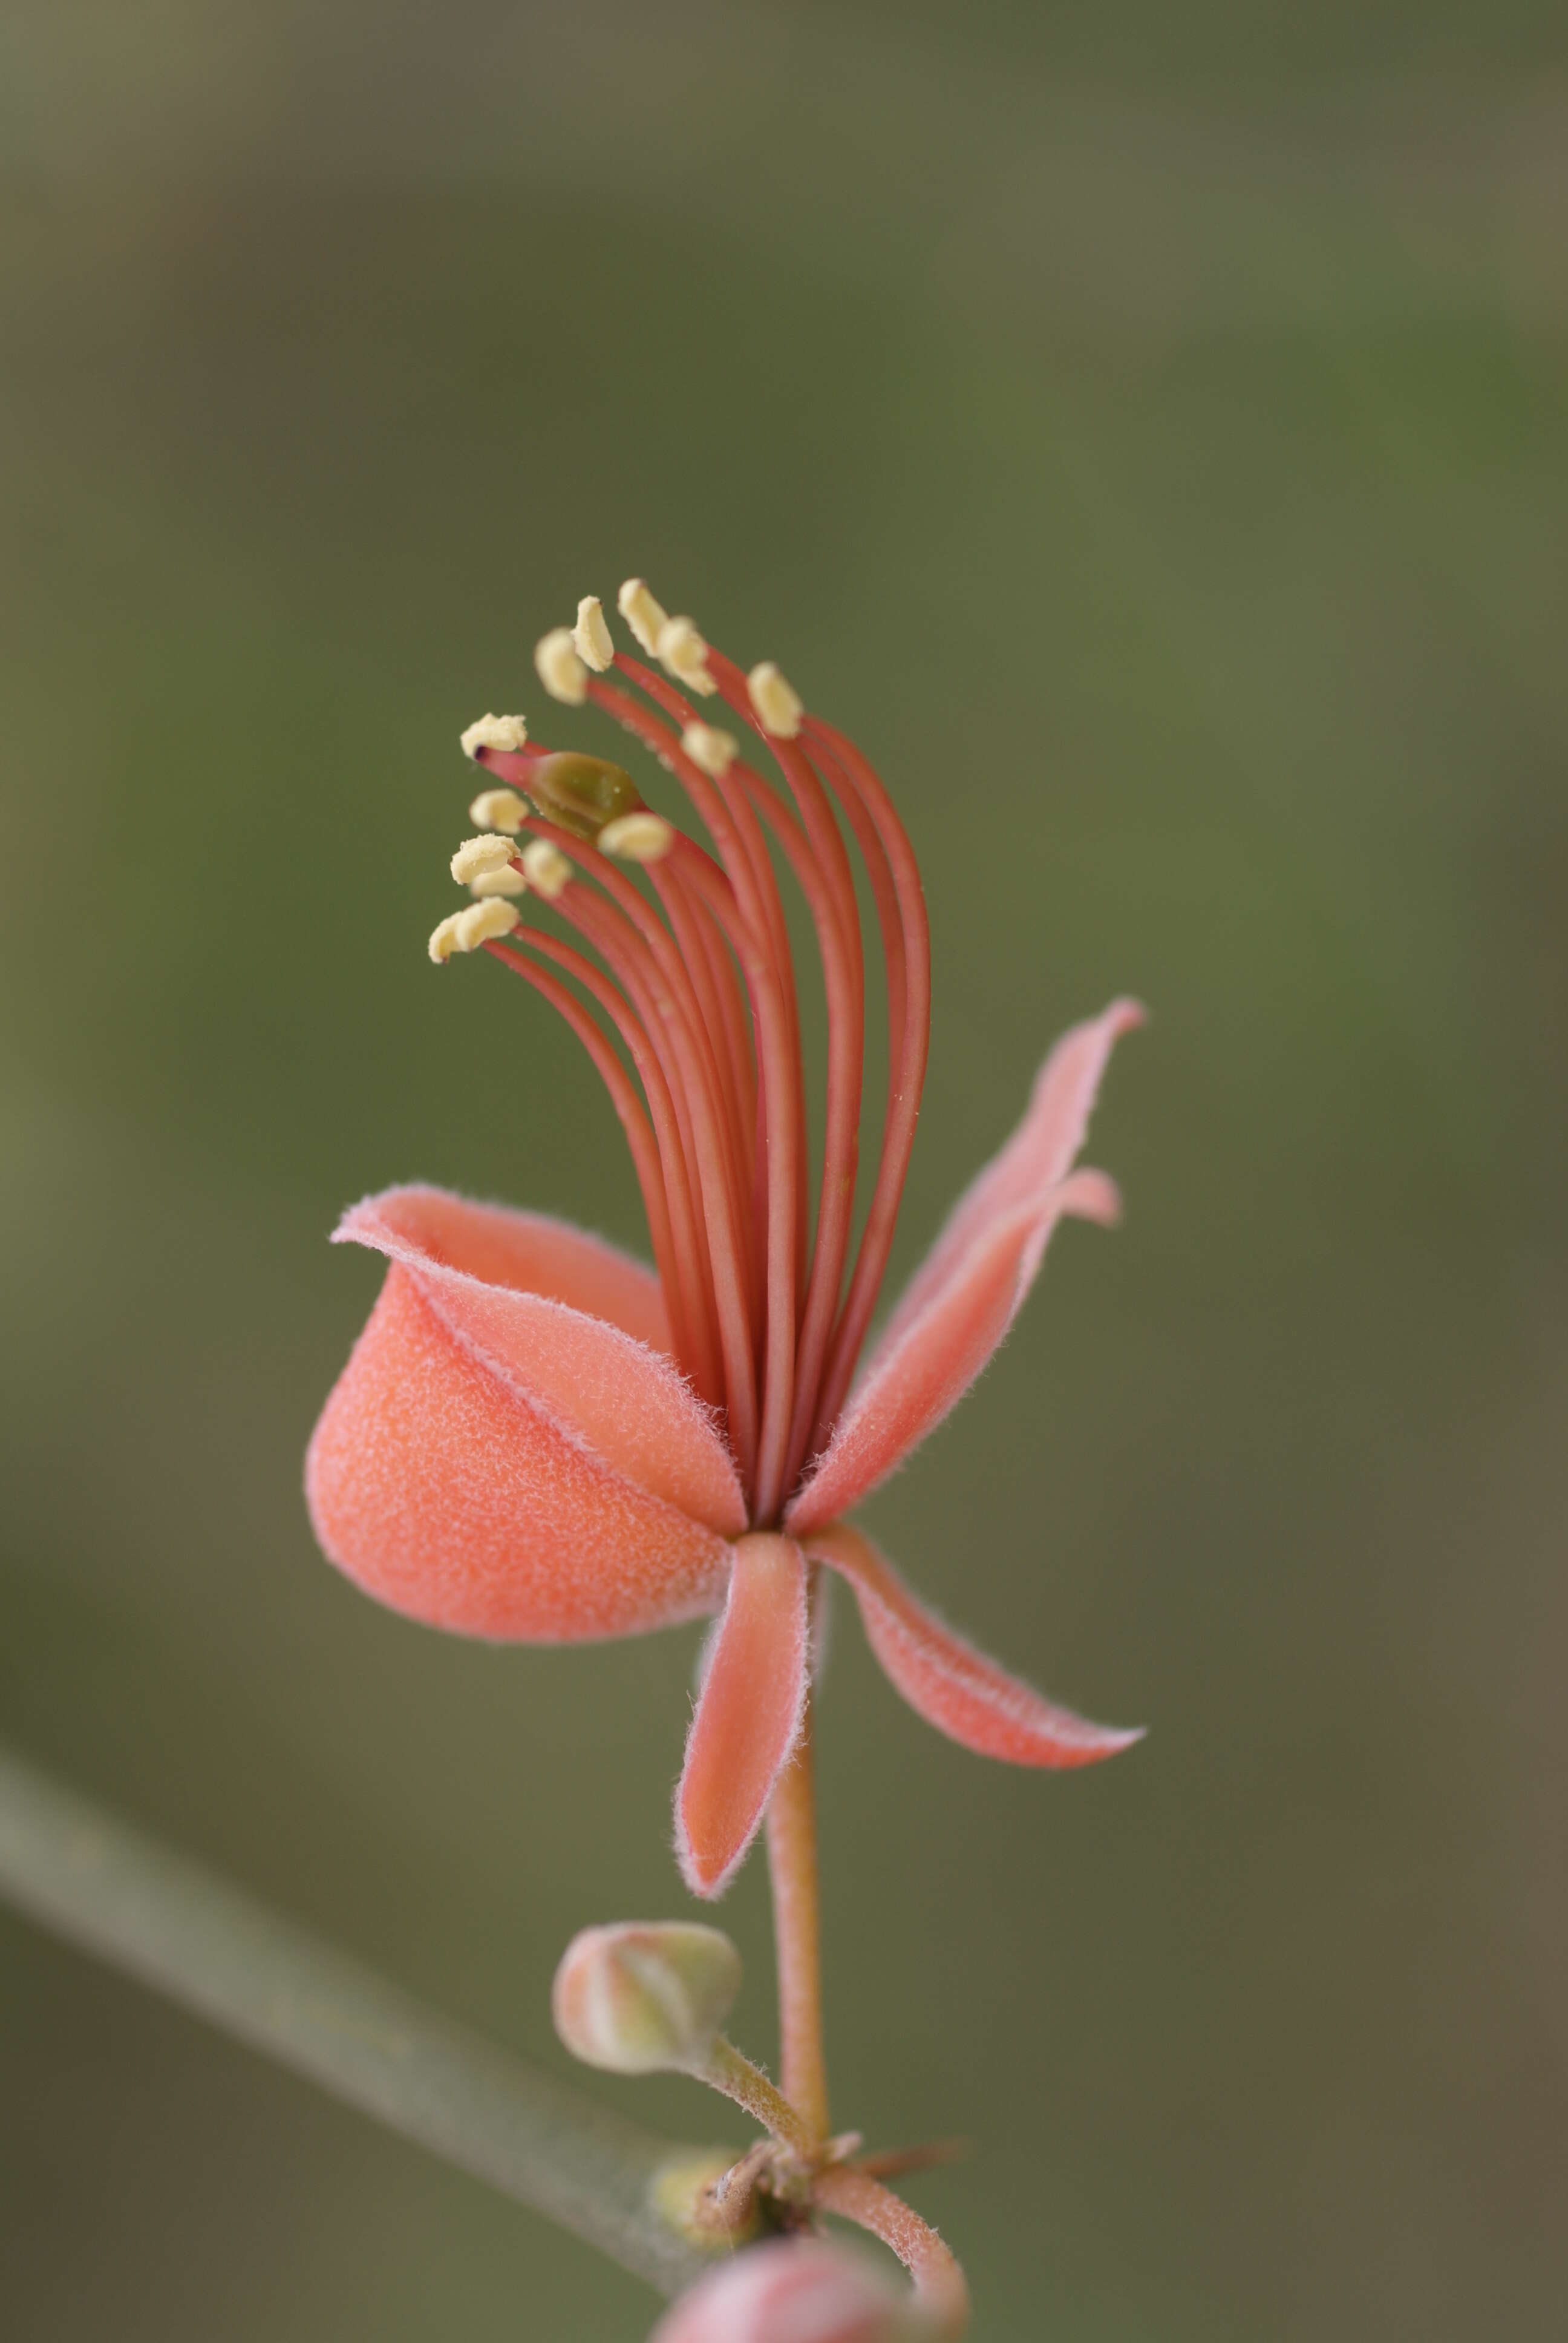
[648,2237,927,2343]
[305,587,1143,1898]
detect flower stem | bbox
[696,2036,814,2157]
[814,2163,970,2336]
[765,1686,830,2146]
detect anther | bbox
[455,898,521,950]
[460,712,528,760]
[656,616,719,698]
[618,577,668,657]
[468,865,528,899]
[572,595,615,673]
[535,628,588,706]
[428,912,464,964]
[599,810,676,864]
[748,661,803,739]
[680,720,737,778]
[468,787,529,834]
[450,834,518,885]
[521,839,572,899]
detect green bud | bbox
[527,752,642,840]
[552,1921,742,2076]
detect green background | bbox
[2,5,1565,2336]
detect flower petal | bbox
[785,1001,1139,1535]
[805,1524,1142,1768]
[335,1186,746,1536]
[785,1168,1111,1535]
[675,1535,808,1899]
[307,1264,731,1641]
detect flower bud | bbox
[650,2239,921,2343]
[552,1922,741,2076]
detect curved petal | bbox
[306,1264,731,1642]
[336,1187,745,1536]
[675,1535,808,1899]
[806,1523,1142,1768]
[785,1168,1112,1536]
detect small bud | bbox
[599,811,676,864]
[681,721,737,778]
[460,712,528,760]
[521,838,572,900]
[650,2239,918,2343]
[535,627,589,706]
[468,864,528,899]
[450,833,518,885]
[468,786,529,834]
[748,661,803,740]
[573,595,615,672]
[552,1922,742,2076]
[656,616,719,698]
[618,576,669,657]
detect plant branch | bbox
[0,1743,712,2299]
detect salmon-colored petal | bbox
[336,1187,745,1537]
[306,1264,731,1642]
[874,998,1143,1365]
[806,1524,1142,1768]
[785,1168,1111,1536]
[675,1535,808,1899]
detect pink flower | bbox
[306,592,1142,1897]
[649,2237,923,2343]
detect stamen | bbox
[681,721,737,778]
[468,865,528,899]
[657,617,719,698]
[428,898,520,961]
[599,811,676,863]
[572,595,615,673]
[460,712,528,759]
[535,628,589,706]
[451,834,519,885]
[748,661,803,740]
[468,787,529,834]
[428,913,463,964]
[521,839,572,899]
[618,577,668,656]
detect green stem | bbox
[0,1744,710,2299]
[696,2034,815,2157]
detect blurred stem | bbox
[814,2163,970,2337]
[765,1685,829,2145]
[697,2035,814,2156]
[0,1744,711,2299]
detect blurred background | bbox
[2,4,1566,2336]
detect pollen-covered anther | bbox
[468,865,527,899]
[459,712,528,760]
[618,577,669,657]
[656,617,719,698]
[599,811,676,865]
[450,833,518,885]
[455,898,521,952]
[521,839,572,900]
[748,661,803,740]
[572,596,615,673]
[468,787,529,834]
[680,721,737,778]
[535,628,589,706]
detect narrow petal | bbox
[336,1187,745,1536]
[307,1265,730,1642]
[675,1535,809,1899]
[786,1168,1109,1535]
[806,1524,1141,1768]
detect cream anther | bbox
[428,912,464,964]
[468,787,529,834]
[657,616,718,698]
[572,596,615,673]
[460,712,528,760]
[535,628,588,706]
[618,577,668,657]
[521,839,572,900]
[748,661,803,740]
[454,898,521,951]
[599,811,676,864]
[468,865,528,899]
[450,833,518,885]
[680,720,737,778]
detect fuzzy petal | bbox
[785,1001,1139,1535]
[806,1524,1141,1768]
[675,1535,809,1899]
[786,1169,1111,1536]
[307,1265,731,1642]
[335,1186,745,1536]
